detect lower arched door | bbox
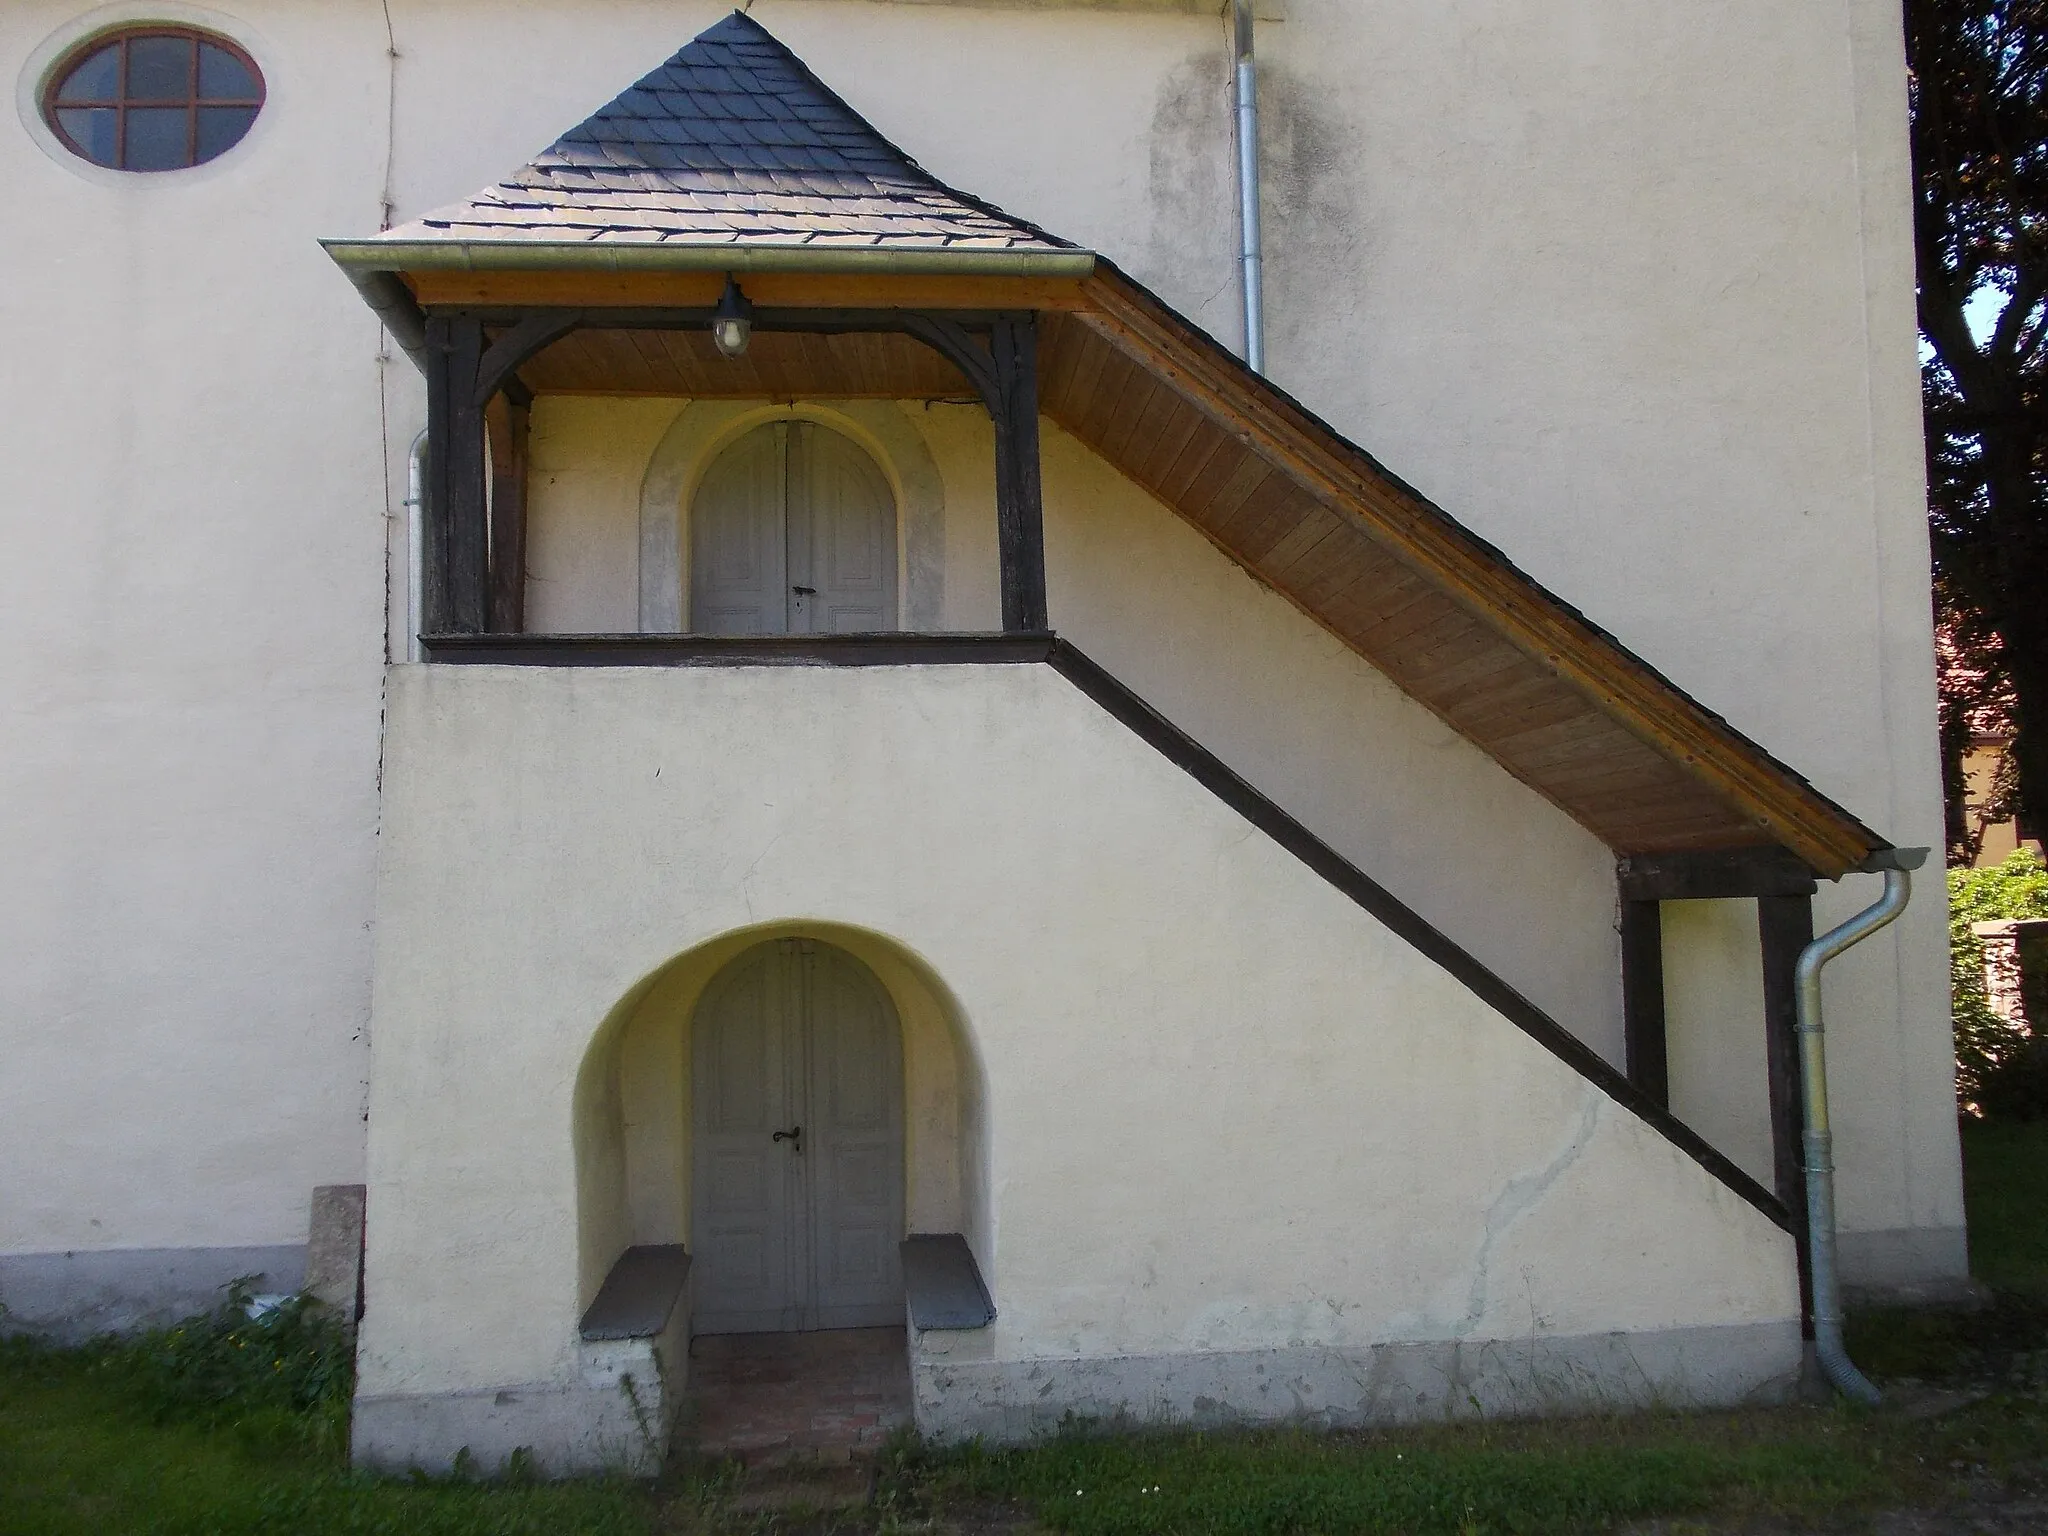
[690,938,906,1333]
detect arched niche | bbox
[570,920,990,1316]
[637,401,947,633]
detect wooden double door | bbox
[689,421,898,635]
[690,939,907,1334]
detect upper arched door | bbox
[689,421,898,634]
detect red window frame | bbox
[42,26,265,172]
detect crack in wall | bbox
[1452,1086,1602,1338]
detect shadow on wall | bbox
[568,921,991,1316]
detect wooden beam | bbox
[993,315,1048,632]
[485,393,530,633]
[405,269,1095,313]
[1620,899,1669,1108]
[422,632,1058,667]
[427,315,489,634]
[1757,892,1816,1332]
[421,314,454,636]
[1617,846,1819,903]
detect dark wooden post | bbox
[425,312,489,636]
[1620,898,1669,1108]
[1758,892,1817,1330]
[486,389,531,634]
[991,315,1048,632]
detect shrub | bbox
[1951,849,2048,1118]
[84,1277,356,1453]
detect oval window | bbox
[43,27,264,172]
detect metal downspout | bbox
[404,429,428,662]
[1232,0,1265,374]
[1796,845,1929,1404]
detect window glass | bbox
[197,47,258,100]
[44,28,263,171]
[125,36,193,101]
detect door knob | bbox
[772,1125,803,1152]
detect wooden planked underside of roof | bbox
[1041,268,1887,876]
[516,326,972,398]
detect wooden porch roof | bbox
[323,14,1892,878]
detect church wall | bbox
[0,0,1958,1341]
[0,0,390,1330]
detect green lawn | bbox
[0,1342,649,1536]
[3,1121,2045,1535]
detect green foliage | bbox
[1950,850,2048,1117]
[1910,0,2048,837]
[121,1278,352,1425]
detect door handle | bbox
[772,1125,803,1152]
[791,585,816,596]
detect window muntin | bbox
[44,27,263,172]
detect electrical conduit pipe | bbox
[1797,844,1929,1404]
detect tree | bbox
[1907,0,2048,856]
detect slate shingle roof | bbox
[382,11,1076,254]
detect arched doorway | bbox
[690,936,907,1334]
[689,421,898,634]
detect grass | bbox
[0,1341,650,1535]
[3,1122,2045,1534]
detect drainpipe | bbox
[1797,844,1929,1405]
[403,429,428,662]
[1232,0,1265,374]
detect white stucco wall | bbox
[1,0,1958,1329]
[359,663,1796,1462]
[0,0,388,1306]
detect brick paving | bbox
[683,1326,913,1465]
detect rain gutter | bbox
[321,239,1098,277]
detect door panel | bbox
[806,946,906,1327]
[688,422,896,635]
[792,424,897,634]
[690,946,801,1333]
[690,940,905,1334]
[689,423,789,636]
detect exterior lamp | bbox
[711,276,754,358]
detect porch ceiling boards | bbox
[514,324,972,398]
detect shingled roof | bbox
[353,11,1083,265]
